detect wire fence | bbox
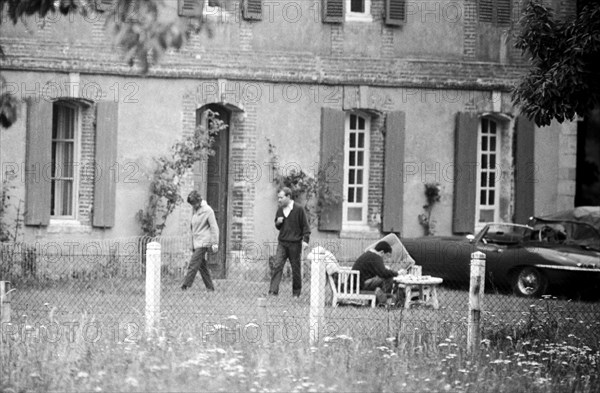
[1,236,599,348]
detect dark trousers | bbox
[269,241,302,295]
[182,248,214,290]
[363,276,395,293]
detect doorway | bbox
[196,104,230,278]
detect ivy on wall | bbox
[136,110,227,236]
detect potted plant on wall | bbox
[418,182,442,236]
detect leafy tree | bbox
[512,0,600,127]
[0,0,220,128]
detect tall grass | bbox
[2,300,599,393]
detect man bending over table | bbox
[352,241,398,304]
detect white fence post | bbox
[1,281,12,324]
[309,249,325,346]
[145,241,161,336]
[468,251,486,355]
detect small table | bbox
[393,275,443,310]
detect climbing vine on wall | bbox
[136,110,227,236]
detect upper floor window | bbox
[51,101,81,218]
[476,117,501,228]
[346,0,372,22]
[343,112,370,228]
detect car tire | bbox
[512,267,547,297]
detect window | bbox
[346,0,372,21]
[51,101,80,218]
[476,117,500,226]
[343,112,370,228]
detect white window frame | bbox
[342,111,370,230]
[50,101,81,221]
[345,0,372,22]
[475,116,501,231]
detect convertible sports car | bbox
[401,207,600,298]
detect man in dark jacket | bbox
[268,187,311,297]
[352,240,397,301]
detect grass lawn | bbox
[2,277,599,392]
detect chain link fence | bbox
[1,237,599,348]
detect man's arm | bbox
[371,255,398,279]
[300,207,311,244]
[275,208,284,230]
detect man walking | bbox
[181,190,219,292]
[269,187,311,297]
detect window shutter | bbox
[514,116,535,225]
[496,0,511,26]
[478,0,493,22]
[93,101,118,228]
[382,111,405,233]
[322,0,344,23]
[178,0,204,17]
[452,112,479,234]
[318,108,345,231]
[385,0,406,26]
[242,0,262,20]
[24,99,52,226]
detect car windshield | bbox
[478,224,532,245]
[530,220,600,251]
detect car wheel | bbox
[512,267,547,297]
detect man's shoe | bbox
[181,285,188,291]
[268,291,278,296]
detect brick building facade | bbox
[0,0,578,278]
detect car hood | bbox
[526,246,600,270]
[402,236,468,244]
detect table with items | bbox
[392,274,443,310]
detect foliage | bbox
[136,110,226,236]
[266,138,342,227]
[418,182,442,236]
[0,0,222,128]
[512,0,600,127]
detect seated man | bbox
[352,241,398,304]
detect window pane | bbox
[358,133,364,148]
[349,151,355,166]
[357,151,364,166]
[479,209,494,222]
[482,155,488,169]
[348,169,355,185]
[356,169,363,185]
[350,132,356,148]
[490,136,496,151]
[490,154,496,168]
[348,207,362,221]
[489,172,495,184]
[489,121,496,134]
[482,136,488,151]
[480,190,486,205]
[350,114,356,130]
[356,187,362,202]
[488,190,495,205]
[358,115,365,129]
[348,188,354,203]
[350,0,364,13]
[481,172,487,187]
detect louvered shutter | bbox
[385,0,406,26]
[496,0,511,26]
[478,0,493,22]
[24,99,52,226]
[178,0,204,17]
[514,116,535,225]
[318,108,345,231]
[93,101,119,228]
[382,111,406,233]
[479,0,511,25]
[322,0,343,23]
[242,0,262,20]
[452,112,479,234]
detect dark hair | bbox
[187,190,202,205]
[374,241,392,254]
[279,187,293,198]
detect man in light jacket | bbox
[181,190,219,291]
